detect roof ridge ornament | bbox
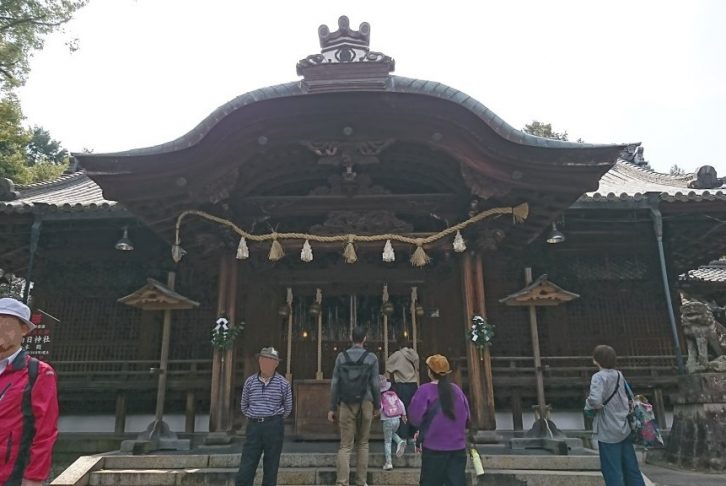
[297,15,395,93]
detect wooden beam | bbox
[233,193,466,218]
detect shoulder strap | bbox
[602,371,621,407]
[416,399,441,446]
[342,350,353,363]
[8,357,39,484]
[355,350,370,365]
[623,375,634,401]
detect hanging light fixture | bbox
[546,222,566,244]
[115,226,134,251]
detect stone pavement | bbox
[641,463,726,486]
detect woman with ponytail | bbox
[408,354,470,486]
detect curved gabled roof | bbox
[76,76,627,161]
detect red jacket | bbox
[0,349,59,484]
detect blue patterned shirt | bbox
[240,372,293,419]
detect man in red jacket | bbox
[0,298,59,486]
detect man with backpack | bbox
[328,326,380,486]
[0,298,59,486]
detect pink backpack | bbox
[381,390,404,417]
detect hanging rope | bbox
[172,203,529,264]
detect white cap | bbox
[0,298,36,331]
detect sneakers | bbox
[383,462,393,470]
[396,440,406,458]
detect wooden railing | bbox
[52,355,680,432]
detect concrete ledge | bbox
[103,455,210,470]
[51,456,105,486]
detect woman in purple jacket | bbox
[409,354,471,486]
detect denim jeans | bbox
[598,437,645,486]
[381,417,403,463]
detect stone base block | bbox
[666,372,726,472]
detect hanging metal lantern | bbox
[381,301,395,316]
[309,302,322,317]
[278,304,290,318]
[415,304,425,317]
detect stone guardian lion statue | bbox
[679,299,726,372]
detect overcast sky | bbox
[16,0,726,175]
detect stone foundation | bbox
[665,372,726,472]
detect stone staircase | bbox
[53,451,607,486]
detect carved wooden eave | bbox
[499,274,580,307]
[118,278,199,311]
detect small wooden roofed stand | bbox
[117,274,199,451]
[500,269,582,454]
[72,15,630,436]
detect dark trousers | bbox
[419,448,467,486]
[235,416,284,486]
[598,438,645,486]
[392,382,418,439]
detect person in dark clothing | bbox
[386,339,419,441]
[235,346,292,486]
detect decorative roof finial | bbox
[297,15,394,92]
[318,16,371,60]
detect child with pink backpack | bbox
[378,375,407,470]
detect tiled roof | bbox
[579,161,726,203]
[679,259,726,284]
[0,171,121,214]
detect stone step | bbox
[101,452,601,471]
[89,467,605,486]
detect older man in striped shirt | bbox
[235,346,293,486]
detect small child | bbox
[378,374,407,470]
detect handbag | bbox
[623,378,664,448]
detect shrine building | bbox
[2,16,726,435]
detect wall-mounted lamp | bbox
[115,226,134,251]
[546,222,566,244]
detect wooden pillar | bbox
[114,392,127,434]
[410,287,419,355]
[461,252,486,430]
[511,390,523,431]
[154,271,176,424]
[525,268,547,422]
[209,256,228,432]
[473,254,496,430]
[285,288,293,381]
[185,391,196,433]
[222,255,238,431]
[315,288,323,380]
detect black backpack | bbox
[337,350,373,404]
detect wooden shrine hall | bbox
[2,16,726,436]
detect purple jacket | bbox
[408,382,470,451]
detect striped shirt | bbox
[240,372,293,419]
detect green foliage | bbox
[0,0,89,93]
[523,120,569,141]
[670,164,686,176]
[0,95,31,182]
[0,269,24,299]
[0,95,67,184]
[27,126,67,164]
[211,318,245,350]
[467,315,494,349]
